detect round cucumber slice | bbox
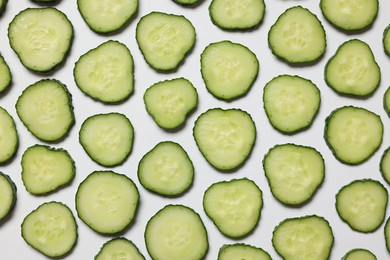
[95,237,145,260]
[0,54,11,95]
[0,106,18,164]
[0,172,17,222]
[384,25,390,56]
[342,248,377,260]
[218,243,271,260]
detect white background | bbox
[1,0,390,259]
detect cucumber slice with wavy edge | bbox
[16,79,74,143]
[272,215,334,260]
[74,40,134,103]
[8,7,73,73]
[203,178,262,238]
[193,108,256,171]
[384,25,390,56]
[200,40,259,101]
[136,12,196,72]
[95,237,145,260]
[21,201,78,258]
[336,179,388,233]
[0,106,18,164]
[0,172,16,222]
[144,204,208,260]
[324,106,383,165]
[21,144,75,195]
[218,243,271,260]
[342,248,377,260]
[75,171,140,235]
[0,54,11,94]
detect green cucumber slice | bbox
[0,53,12,94]
[384,87,390,116]
[384,25,390,56]
[218,243,271,260]
[380,147,390,184]
[342,248,377,260]
[95,237,145,260]
[0,106,18,164]
[0,172,17,222]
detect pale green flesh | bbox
[96,238,145,260]
[321,0,378,31]
[201,41,258,100]
[336,179,388,232]
[263,75,320,133]
[203,178,262,238]
[385,218,390,252]
[218,244,271,260]
[268,6,326,63]
[263,144,324,205]
[174,0,199,4]
[325,106,383,164]
[138,142,194,196]
[210,0,265,29]
[136,12,195,71]
[384,87,390,115]
[16,80,74,142]
[0,174,15,221]
[21,202,77,258]
[144,78,198,129]
[8,7,73,72]
[79,113,133,167]
[325,40,380,96]
[78,0,138,33]
[21,145,74,195]
[145,205,208,260]
[272,216,333,260]
[381,148,390,184]
[74,40,134,103]
[385,26,390,55]
[343,248,376,260]
[193,108,256,171]
[0,107,18,164]
[0,54,11,93]
[76,171,139,234]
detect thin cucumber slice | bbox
[0,0,7,15]
[336,179,388,233]
[325,39,380,97]
[77,0,138,34]
[324,106,383,165]
[200,40,259,101]
[144,78,198,130]
[193,108,256,171]
[384,87,390,116]
[272,215,334,260]
[209,0,265,30]
[0,54,12,94]
[95,237,145,260]
[74,40,134,103]
[138,141,194,196]
[75,171,139,235]
[263,74,320,134]
[136,12,196,71]
[0,106,18,164]
[218,243,271,260]
[203,178,263,238]
[79,112,134,167]
[144,204,208,260]
[16,79,74,142]
[320,0,378,31]
[384,25,390,56]
[0,172,17,222]
[385,217,390,253]
[8,7,73,73]
[380,147,390,184]
[21,201,77,258]
[268,6,326,64]
[263,143,325,206]
[21,144,75,195]
[342,248,377,260]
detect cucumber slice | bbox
[8,7,73,73]
[77,0,138,34]
[218,243,271,260]
[384,87,390,116]
[380,147,390,184]
[144,77,198,130]
[21,201,77,258]
[200,40,259,101]
[136,12,196,71]
[16,79,74,142]
[0,0,8,15]
[325,39,380,97]
[268,6,326,64]
[272,215,334,260]
[21,144,75,195]
[320,0,378,31]
[209,0,265,30]
[144,204,208,260]
[138,141,194,196]
[193,108,256,171]
[342,248,377,260]
[0,106,18,164]
[384,25,390,56]
[95,237,145,260]
[31,0,61,4]
[336,179,388,233]
[263,74,320,134]
[0,172,17,222]
[173,0,201,6]
[0,53,12,94]
[385,217,390,253]
[324,106,383,165]
[74,40,134,103]
[75,170,139,235]
[203,178,263,238]
[79,112,134,167]
[263,143,325,206]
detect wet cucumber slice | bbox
[0,172,17,222]
[95,237,145,260]
[325,39,380,97]
[0,53,12,94]
[0,107,18,164]
[342,248,377,260]
[218,243,271,260]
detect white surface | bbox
[1,0,390,259]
